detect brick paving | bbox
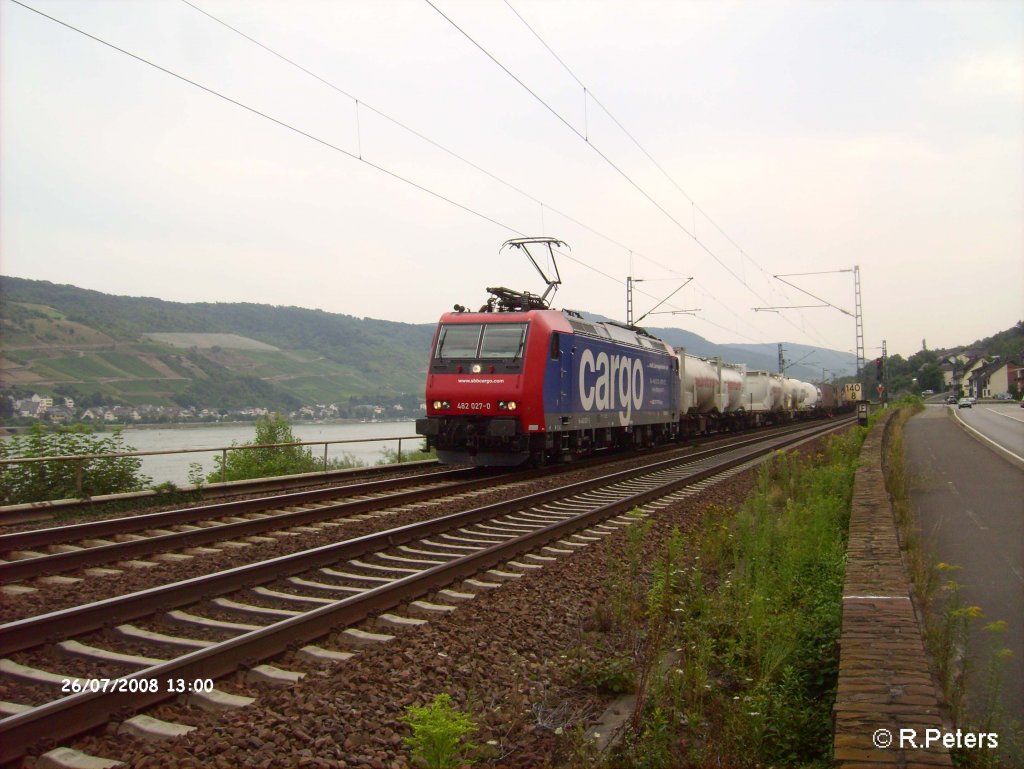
[833,411,953,768]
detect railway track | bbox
[0,459,444,527]
[0,417,853,764]
[0,422,819,586]
[0,466,503,584]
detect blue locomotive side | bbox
[540,331,679,433]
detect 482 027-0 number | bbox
[60,677,214,694]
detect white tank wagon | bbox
[720,362,746,412]
[798,381,821,409]
[743,370,785,412]
[677,352,720,413]
[782,378,804,410]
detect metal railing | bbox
[0,434,422,497]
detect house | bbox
[30,394,54,411]
[15,399,44,418]
[47,405,75,423]
[940,354,978,393]
[969,359,1021,398]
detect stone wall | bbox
[833,410,952,768]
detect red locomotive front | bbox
[416,309,568,465]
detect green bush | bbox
[206,413,362,482]
[0,423,151,504]
[618,429,865,768]
[377,443,436,464]
[400,693,478,769]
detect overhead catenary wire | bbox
[427,0,773,303]
[485,3,844,359]
[497,0,828,338]
[423,0,768,304]
[179,0,684,282]
[9,0,669,314]
[5,1,513,235]
[11,0,839,357]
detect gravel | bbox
[14,430,838,768]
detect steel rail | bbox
[0,422,843,654]
[0,459,441,525]
[0,417,853,763]
[0,466,476,552]
[0,421,815,582]
[0,469,491,583]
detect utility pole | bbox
[626,275,696,327]
[778,343,786,375]
[854,265,865,376]
[626,276,635,327]
[756,266,864,379]
[881,339,888,405]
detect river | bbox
[20,422,424,486]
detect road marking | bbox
[1010,565,1024,585]
[963,508,989,531]
[951,408,1024,466]
[843,595,910,600]
[985,407,1024,424]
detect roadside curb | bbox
[947,405,1024,470]
[833,410,952,768]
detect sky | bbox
[1,0,1022,362]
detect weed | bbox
[400,693,478,769]
[564,721,602,768]
[378,444,436,464]
[634,428,863,767]
[565,651,636,695]
[187,461,206,488]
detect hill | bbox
[581,313,857,381]
[1,276,434,411]
[952,322,1024,362]
[1,276,862,415]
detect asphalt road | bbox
[952,402,1024,466]
[905,405,1024,734]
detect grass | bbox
[31,356,127,380]
[884,399,1023,767]
[400,693,479,769]
[593,426,867,768]
[95,352,166,378]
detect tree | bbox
[0,424,150,504]
[207,413,323,483]
[916,363,944,392]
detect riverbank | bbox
[2,421,424,486]
[0,418,420,435]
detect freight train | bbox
[416,286,841,467]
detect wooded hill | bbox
[1,276,878,412]
[1,276,435,411]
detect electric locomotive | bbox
[416,289,680,466]
[416,237,841,466]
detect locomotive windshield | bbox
[435,323,528,360]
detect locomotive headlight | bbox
[507,401,517,411]
[432,400,450,410]
[499,400,517,411]
[471,364,482,374]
